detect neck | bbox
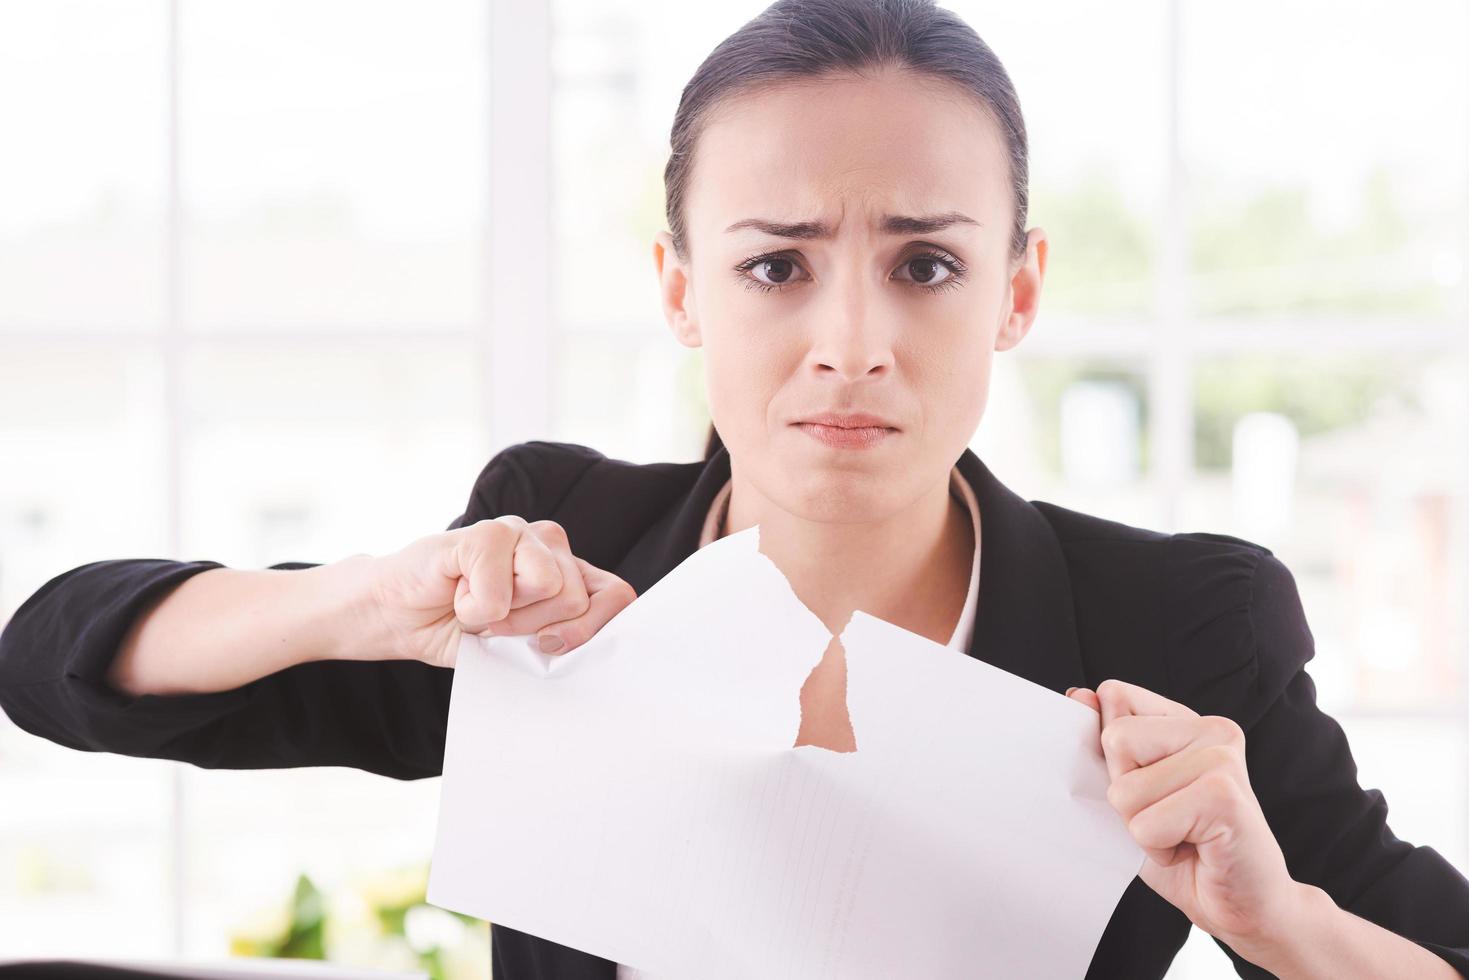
[722,462,975,645]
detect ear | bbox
[653,230,702,348]
[995,226,1048,352]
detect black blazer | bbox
[2,439,1468,979]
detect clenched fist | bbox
[361,516,636,668]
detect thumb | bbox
[534,558,637,653]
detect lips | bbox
[793,411,898,430]
[791,411,897,450]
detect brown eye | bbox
[897,256,954,287]
[750,257,802,287]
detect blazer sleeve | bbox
[1168,542,1469,978]
[0,440,604,781]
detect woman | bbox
[2,0,1467,976]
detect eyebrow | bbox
[723,210,981,239]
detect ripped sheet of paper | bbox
[427,526,1146,979]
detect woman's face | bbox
[654,66,1047,523]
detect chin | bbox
[775,460,900,523]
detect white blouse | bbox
[613,464,982,979]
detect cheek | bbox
[700,315,799,441]
[908,324,993,435]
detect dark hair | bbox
[663,0,1031,459]
[704,424,725,459]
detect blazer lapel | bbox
[616,444,1089,695]
[955,448,1090,695]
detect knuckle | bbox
[1127,812,1159,846]
[521,552,560,584]
[1104,777,1128,811]
[548,589,589,622]
[1201,766,1236,800]
[1099,715,1132,754]
[477,516,519,546]
[528,519,569,547]
[1096,678,1125,700]
[1207,714,1244,745]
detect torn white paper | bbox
[426,525,1145,979]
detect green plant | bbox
[230,865,490,980]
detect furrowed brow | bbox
[724,210,980,239]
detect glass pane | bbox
[978,352,1157,527]
[1182,353,1469,712]
[1341,715,1469,873]
[180,345,486,565]
[551,330,706,463]
[0,2,167,330]
[0,742,175,957]
[947,0,1169,316]
[1182,0,1469,316]
[551,1,768,331]
[180,0,486,331]
[0,347,168,619]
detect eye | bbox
[738,254,810,293]
[732,246,968,295]
[894,249,967,292]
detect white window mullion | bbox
[484,0,552,453]
[1459,3,1469,848]
[1150,0,1193,534]
[163,0,188,957]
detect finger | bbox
[1067,687,1101,713]
[1096,677,1197,732]
[1106,742,1245,822]
[534,558,637,654]
[483,536,592,638]
[449,520,520,630]
[506,526,563,610]
[518,521,591,620]
[1127,767,1242,867]
[1099,712,1242,783]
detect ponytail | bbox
[703,423,724,460]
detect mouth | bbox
[790,412,898,450]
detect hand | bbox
[1067,679,1306,956]
[362,516,636,668]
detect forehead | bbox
[687,68,1009,235]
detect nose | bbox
[806,290,896,382]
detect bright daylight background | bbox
[2,0,1467,976]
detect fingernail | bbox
[538,633,565,653]
[1065,687,1077,696]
